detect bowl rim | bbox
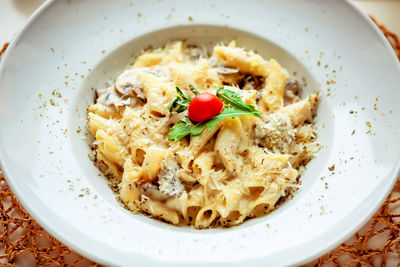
[0,0,399,265]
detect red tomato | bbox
[188,93,224,122]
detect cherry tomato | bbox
[188,93,224,122]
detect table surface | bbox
[0,0,400,45]
[0,0,399,266]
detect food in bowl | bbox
[87,41,319,228]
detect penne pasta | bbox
[214,41,268,76]
[88,41,319,228]
[140,146,166,183]
[140,197,180,225]
[277,93,319,126]
[261,59,287,112]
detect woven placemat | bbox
[1,16,399,267]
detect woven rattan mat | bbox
[1,17,399,267]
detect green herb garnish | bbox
[168,86,260,141]
[168,117,207,141]
[167,85,200,113]
[189,84,200,95]
[167,87,192,113]
[216,87,259,114]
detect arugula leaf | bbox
[168,117,206,141]
[168,86,201,113]
[176,87,191,101]
[216,87,260,114]
[168,87,192,113]
[168,97,189,113]
[168,120,192,141]
[189,84,200,95]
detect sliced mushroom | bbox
[285,78,300,95]
[115,67,169,100]
[115,71,145,100]
[157,153,185,197]
[97,93,130,108]
[240,75,265,91]
[284,78,301,105]
[217,67,245,85]
[141,183,169,201]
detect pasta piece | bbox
[195,205,219,228]
[88,112,117,135]
[193,58,222,91]
[216,179,244,218]
[133,41,183,68]
[277,93,319,126]
[139,72,175,115]
[263,178,291,206]
[132,53,163,68]
[165,41,184,63]
[177,169,197,184]
[169,62,199,92]
[88,103,121,119]
[187,185,206,207]
[193,152,216,185]
[186,206,201,225]
[140,146,166,183]
[250,148,290,170]
[247,192,280,218]
[119,156,141,210]
[219,210,243,226]
[96,129,127,166]
[190,122,223,155]
[215,118,245,175]
[239,115,254,133]
[176,146,194,172]
[165,192,188,219]
[121,107,141,132]
[96,150,122,182]
[220,193,251,226]
[247,170,291,189]
[140,197,180,225]
[261,59,287,112]
[214,42,268,76]
[243,147,293,187]
[207,170,230,190]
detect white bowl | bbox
[0,0,399,266]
